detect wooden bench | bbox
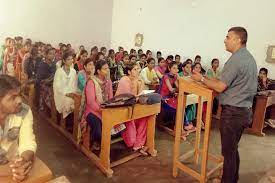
[247,93,275,136]
[157,94,207,140]
[38,87,80,148]
[0,157,52,183]
[15,62,22,82]
[21,82,35,109]
[79,103,160,177]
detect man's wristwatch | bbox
[200,76,205,82]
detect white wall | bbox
[0,0,113,50]
[111,0,275,79]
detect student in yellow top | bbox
[0,75,37,182]
[206,58,221,79]
[140,58,159,89]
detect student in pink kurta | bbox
[84,60,113,150]
[115,62,149,155]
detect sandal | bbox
[186,126,196,133]
[91,142,100,151]
[184,124,194,131]
[133,146,148,156]
[139,149,148,156]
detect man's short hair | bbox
[228,27,248,45]
[0,75,21,98]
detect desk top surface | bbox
[101,103,161,124]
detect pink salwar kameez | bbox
[115,76,148,149]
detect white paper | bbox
[138,90,155,96]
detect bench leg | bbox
[100,121,112,176]
[146,115,157,157]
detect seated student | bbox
[130,49,137,56]
[76,45,85,61]
[0,75,36,182]
[53,51,77,119]
[55,44,67,61]
[137,49,143,60]
[77,58,95,92]
[140,58,159,89]
[123,50,129,56]
[84,60,113,150]
[74,50,88,72]
[15,42,31,76]
[175,54,183,72]
[66,43,75,54]
[115,46,124,62]
[136,54,147,70]
[154,57,167,79]
[117,54,130,79]
[258,67,274,91]
[186,58,193,64]
[115,62,149,154]
[36,48,56,110]
[0,37,11,74]
[207,58,221,79]
[129,54,137,63]
[192,63,208,127]
[165,55,174,67]
[14,36,23,50]
[100,47,107,58]
[156,51,162,60]
[257,68,275,127]
[3,38,16,76]
[23,46,42,81]
[107,49,117,81]
[194,55,206,75]
[146,50,153,59]
[192,62,204,75]
[178,60,192,77]
[95,52,105,62]
[90,46,98,62]
[159,62,196,134]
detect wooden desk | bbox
[247,93,275,136]
[79,103,161,177]
[0,158,52,183]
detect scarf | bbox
[91,76,110,104]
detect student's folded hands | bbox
[10,157,33,182]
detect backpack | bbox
[101,93,136,108]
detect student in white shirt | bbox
[53,51,77,119]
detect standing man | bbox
[192,27,257,182]
[0,75,37,182]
